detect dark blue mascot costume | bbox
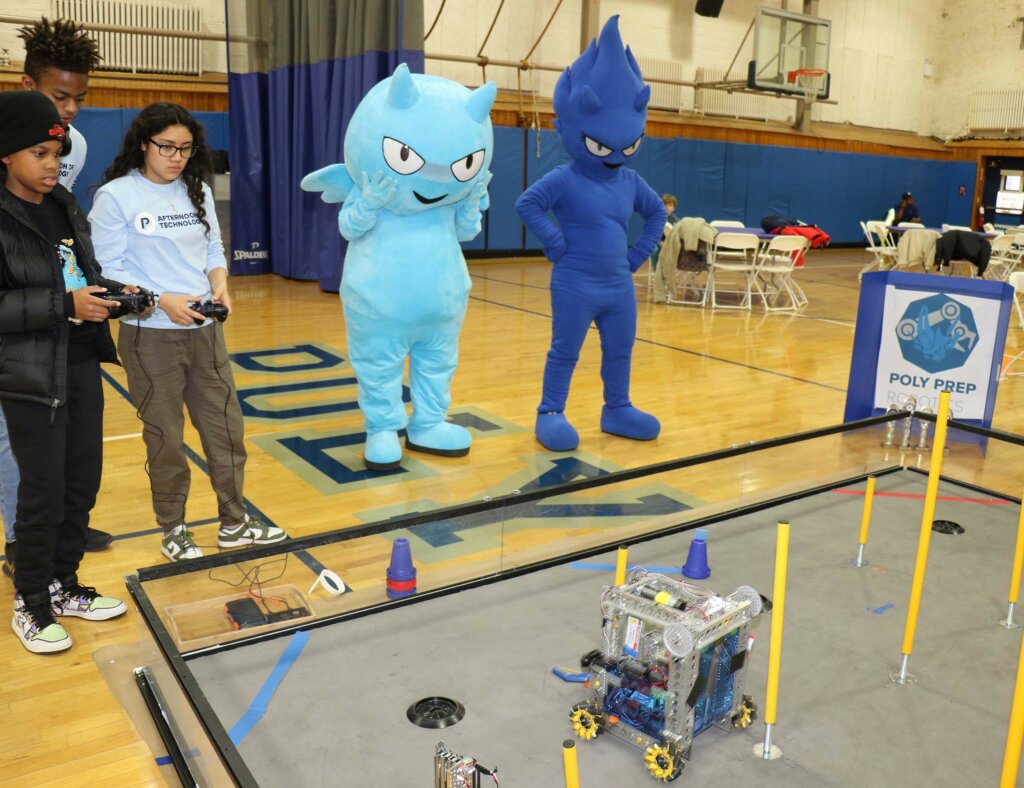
[516,16,666,452]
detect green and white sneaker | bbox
[49,578,127,621]
[13,592,71,654]
[161,524,204,562]
[218,515,288,548]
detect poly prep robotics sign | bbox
[873,289,998,419]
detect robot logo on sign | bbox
[895,294,979,374]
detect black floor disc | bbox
[407,697,466,729]
[932,520,965,535]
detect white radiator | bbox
[52,0,203,76]
[637,56,686,112]
[969,90,1024,133]
[694,66,770,122]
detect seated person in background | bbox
[893,192,921,225]
[662,193,679,228]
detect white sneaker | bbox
[12,592,71,654]
[49,578,127,621]
[161,525,204,562]
[218,515,287,548]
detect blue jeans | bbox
[0,405,20,544]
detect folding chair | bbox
[756,235,810,311]
[710,221,747,261]
[708,233,762,310]
[897,221,925,228]
[860,220,897,278]
[986,235,1022,280]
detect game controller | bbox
[105,288,154,319]
[188,300,229,325]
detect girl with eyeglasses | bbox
[88,102,288,562]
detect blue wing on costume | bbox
[301,164,355,204]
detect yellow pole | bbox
[1001,631,1024,787]
[893,390,950,685]
[614,545,629,587]
[759,520,790,759]
[562,739,580,788]
[1002,488,1024,628]
[854,476,876,567]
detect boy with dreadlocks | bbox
[2,18,106,582]
[19,18,100,192]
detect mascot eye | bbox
[450,149,485,182]
[382,137,425,175]
[584,135,613,158]
[622,135,643,156]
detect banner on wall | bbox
[844,271,1014,428]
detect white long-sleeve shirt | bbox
[88,170,226,330]
[59,125,86,191]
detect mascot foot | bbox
[406,422,471,457]
[364,431,403,471]
[601,405,660,441]
[535,412,579,452]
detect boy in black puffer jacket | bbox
[0,91,145,653]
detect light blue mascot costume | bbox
[516,17,666,452]
[302,65,496,470]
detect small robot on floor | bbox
[570,570,761,782]
[303,64,496,470]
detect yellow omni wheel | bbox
[644,745,680,781]
[732,705,753,729]
[569,705,600,741]
[731,694,758,730]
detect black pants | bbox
[3,354,103,596]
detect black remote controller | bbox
[106,288,154,319]
[188,300,229,325]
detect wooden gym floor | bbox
[2,249,1024,785]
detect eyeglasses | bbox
[147,139,202,159]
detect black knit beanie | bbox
[0,91,68,159]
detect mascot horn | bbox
[303,64,496,470]
[516,16,665,451]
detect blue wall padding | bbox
[486,126,526,251]
[67,107,229,216]
[490,134,978,252]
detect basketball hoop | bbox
[787,68,828,101]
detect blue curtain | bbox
[227,1,424,291]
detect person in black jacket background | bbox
[0,91,145,653]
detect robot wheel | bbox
[644,744,684,782]
[569,703,602,741]
[731,694,758,729]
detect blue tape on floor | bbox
[155,755,172,766]
[870,603,895,615]
[229,630,312,745]
[570,561,683,574]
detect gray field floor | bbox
[188,471,1024,787]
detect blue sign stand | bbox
[844,271,1013,429]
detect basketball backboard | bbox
[747,6,831,100]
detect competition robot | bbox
[303,65,495,470]
[516,17,666,452]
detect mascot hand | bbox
[627,246,648,272]
[361,171,397,209]
[544,235,568,263]
[467,171,493,208]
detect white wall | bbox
[0,0,228,75]
[925,0,1024,140]
[4,0,1018,140]
[423,0,949,135]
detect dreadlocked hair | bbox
[18,18,102,80]
[102,103,214,236]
